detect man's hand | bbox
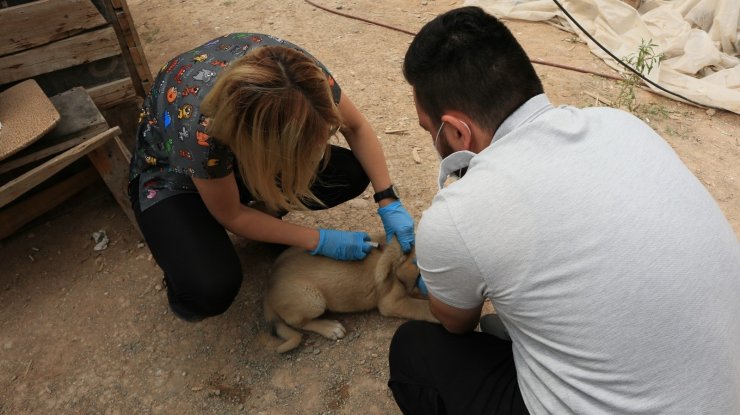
[378,200,415,252]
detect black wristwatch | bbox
[373,184,400,203]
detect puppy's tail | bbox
[263,299,303,353]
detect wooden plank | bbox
[0,126,121,207]
[109,1,153,94]
[0,123,113,175]
[0,26,121,84]
[0,137,87,175]
[0,87,108,177]
[0,0,107,56]
[87,136,139,234]
[48,87,108,139]
[0,167,99,240]
[86,77,137,109]
[128,45,153,92]
[28,55,129,99]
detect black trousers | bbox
[130,145,369,321]
[388,321,529,415]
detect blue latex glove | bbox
[310,228,373,261]
[378,200,415,252]
[412,259,429,297]
[415,275,429,297]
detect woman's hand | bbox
[310,228,374,261]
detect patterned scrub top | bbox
[129,33,342,211]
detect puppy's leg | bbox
[378,290,439,323]
[264,298,303,353]
[301,319,346,340]
[277,287,347,341]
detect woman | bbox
[129,33,414,321]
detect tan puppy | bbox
[264,233,438,353]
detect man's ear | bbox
[440,114,473,151]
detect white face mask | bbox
[437,150,475,189]
[433,119,476,189]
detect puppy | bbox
[264,233,438,353]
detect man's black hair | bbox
[404,6,544,133]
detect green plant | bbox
[614,39,664,112]
[641,103,671,120]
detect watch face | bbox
[390,185,400,199]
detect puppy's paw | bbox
[326,320,346,340]
[304,319,346,340]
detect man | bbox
[388,6,740,415]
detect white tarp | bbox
[465,0,740,114]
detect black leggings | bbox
[130,145,369,321]
[388,321,529,415]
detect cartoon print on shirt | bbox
[174,64,193,84]
[178,149,192,160]
[178,126,190,142]
[193,69,217,83]
[166,86,178,103]
[217,43,232,51]
[138,107,150,124]
[196,130,210,147]
[181,85,200,97]
[152,79,167,101]
[193,53,208,63]
[198,114,209,128]
[163,111,172,130]
[164,138,174,153]
[210,60,227,68]
[145,155,157,166]
[163,57,180,73]
[178,104,193,119]
[232,45,249,58]
[203,39,220,48]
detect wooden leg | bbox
[86,135,141,237]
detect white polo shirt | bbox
[417,94,740,414]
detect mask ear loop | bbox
[459,120,472,136]
[433,121,446,149]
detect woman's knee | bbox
[165,268,243,321]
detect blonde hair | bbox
[201,45,341,212]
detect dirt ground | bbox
[1,0,738,413]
